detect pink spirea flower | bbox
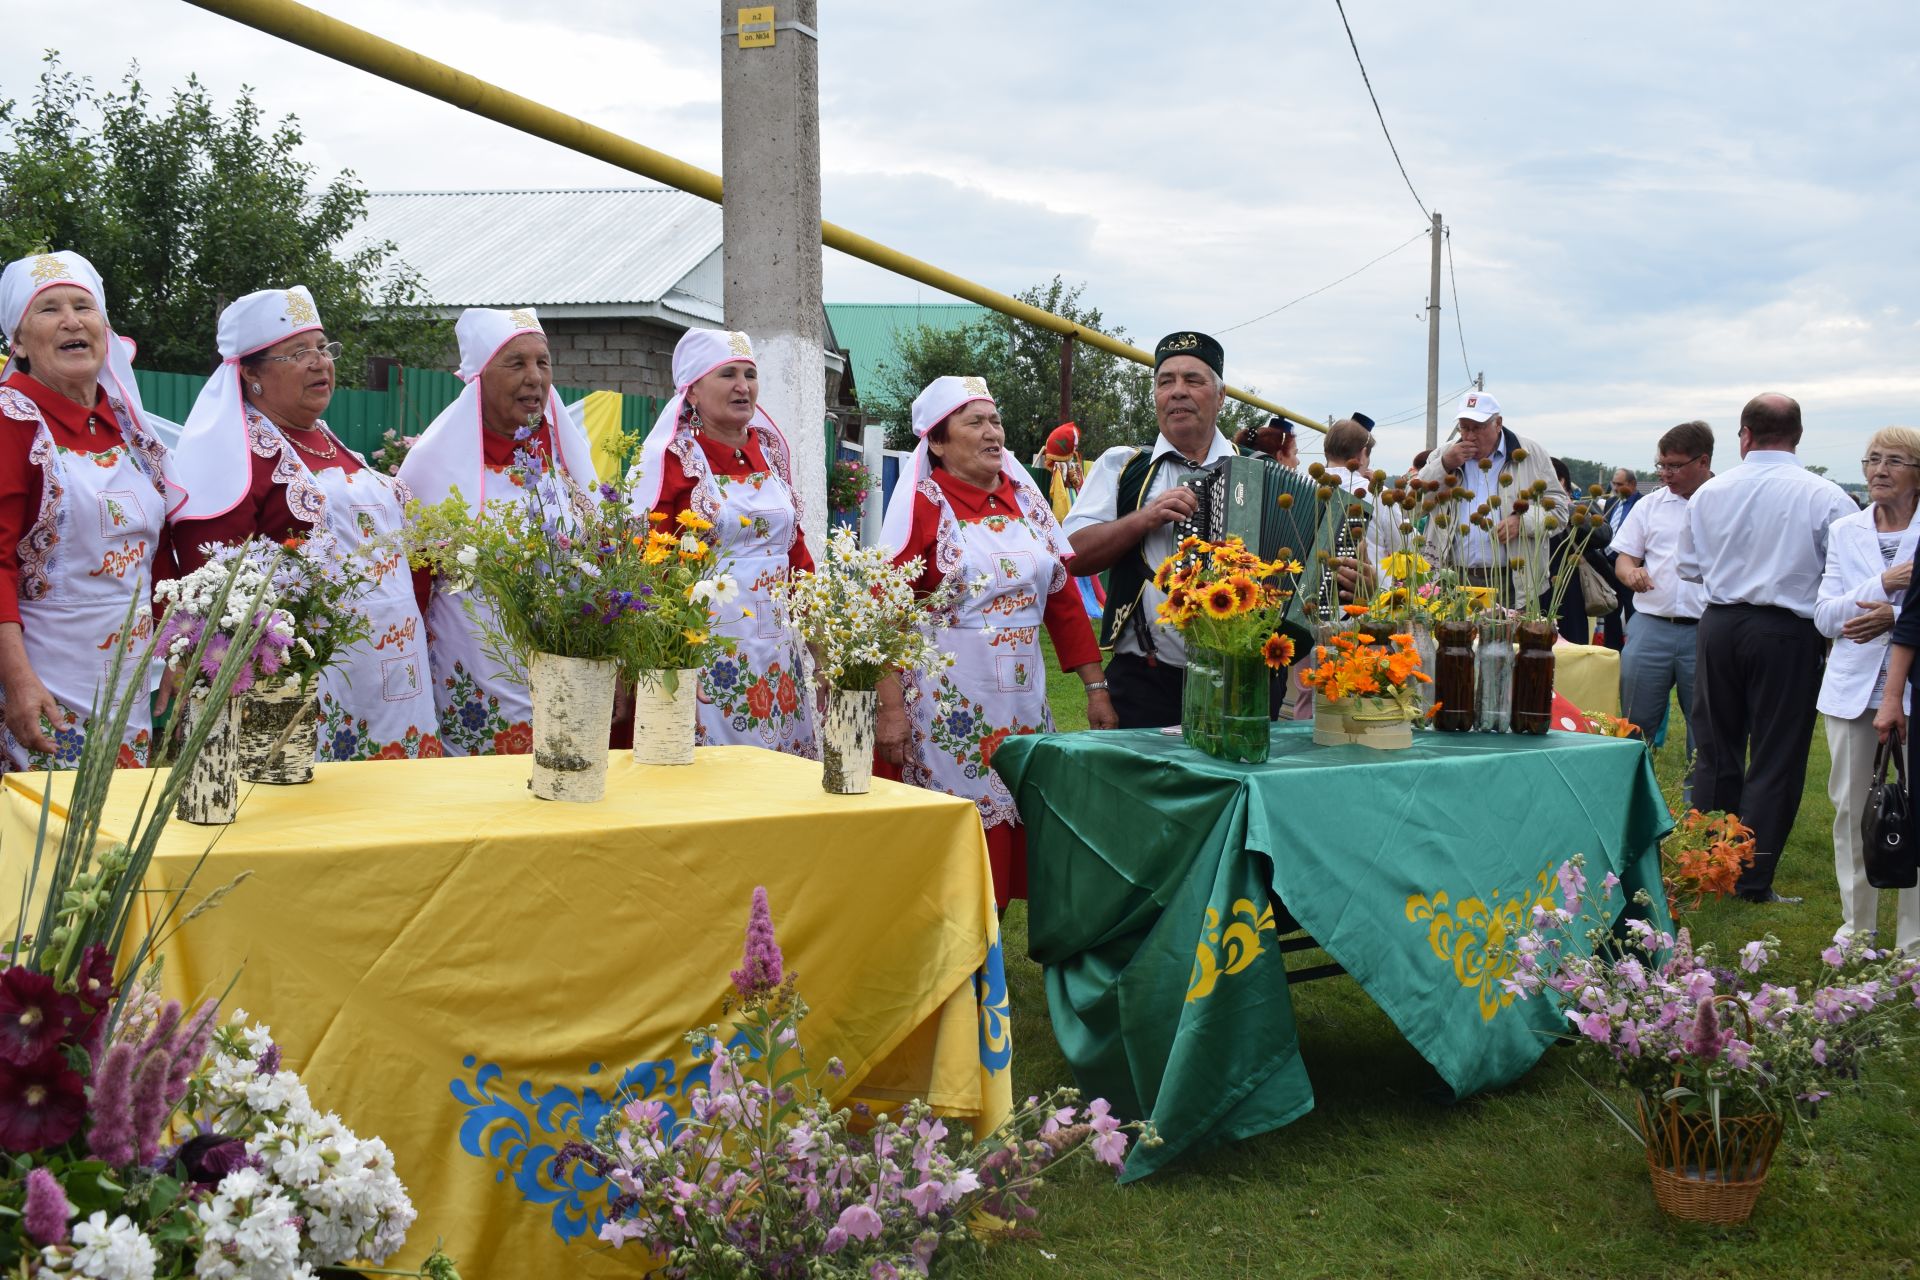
[23,1167,72,1246]
[730,886,785,999]
[85,1042,137,1166]
[1683,1001,1722,1060]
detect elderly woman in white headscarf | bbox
[169,286,440,761]
[0,251,173,770]
[874,376,1114,909]
[400,307,599,757]
[628,327,816,757]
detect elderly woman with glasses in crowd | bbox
[628,328,817,757]
[0,251,173,770]
[1837,429,1920,955]
[399,307,599,756]
[874,376,1115,909]
[169,287,440,761]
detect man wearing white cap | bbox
[0,250,172,770]
[171,286,441,761]
[1416,390,1566,599]
[401,307,599,756]
[629,327,816,757]
[876,376,1113,908]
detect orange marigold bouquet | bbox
[1154,535,1304,670]
[1662,808,1757,912]
[1298,629,1432,714]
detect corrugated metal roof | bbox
[824,303,990,397]
[358,187,723,309]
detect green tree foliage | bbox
[867,276,1270,459]
[0,55,447,385]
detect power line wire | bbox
[1215,229,1428,334]
[1444,228,1472,381]
[1375,383,1473,430]
[1333,0,1427,219]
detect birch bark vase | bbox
[528,652,618,802]
[632,668,701,765]
[175,689,241,825]
[822,688,877,794]
[237,675,317,784]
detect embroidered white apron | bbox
[900,489,1058,829]
[695,464,817,757]
[1,397,164,771]
[304,461,440,760]
[427,460,537,757]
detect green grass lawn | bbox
[971,644,1920,1279]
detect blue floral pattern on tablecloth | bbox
[975,935,1011,1072]
[450,1034,744,1242]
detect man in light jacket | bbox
[1417,390,1568,604]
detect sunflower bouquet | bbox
[1154,535,1305,672]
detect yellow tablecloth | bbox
[1,748,1012,1277]
[1555,641,1621,718]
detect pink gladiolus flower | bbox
[1739,940,1768,973]
[837,1202,883,1241]
[1812,1038,1829,1066]
[823,1226,848,1253]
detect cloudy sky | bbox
[4,2,1915,473]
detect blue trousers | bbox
[1620,611,1697,764]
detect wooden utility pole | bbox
[1424,210,1443,452]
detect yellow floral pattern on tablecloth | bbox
[1186,898,1277,1003]
[1405,864,1556,1021]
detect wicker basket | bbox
[1636,1098,1782,1224]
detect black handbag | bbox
[1862,737,1917,890]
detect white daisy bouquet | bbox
[772,527,959,692]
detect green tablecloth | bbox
[994,723,1673,1181]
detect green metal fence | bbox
[133,366,661,461]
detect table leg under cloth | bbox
[995,723,1672,1181]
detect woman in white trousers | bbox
[1823,427,1920,952]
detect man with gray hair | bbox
[1065,330,1237,727]
[1681,393,1855,903]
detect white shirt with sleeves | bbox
[1064,429,1236,668]
[1678,450,1857,618]
[1612,486,1706,620]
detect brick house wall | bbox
[544,317,683,399]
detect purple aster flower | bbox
[22,1166,72,1246]
[729,886,785,999]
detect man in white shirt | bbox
[1064,330,1237,727]
[1680,393,1857,903]
[1614,421,1712,776]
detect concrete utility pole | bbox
[720,0,827,555]
[1424,210,1443,453]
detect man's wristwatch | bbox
[1083,681,1110,695]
